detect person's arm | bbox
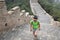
[30,21,33,31]
[39,23,40,30]
[38,22,40,30]
[30,24,33,31]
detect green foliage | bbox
[38,0,60,21]
[5,0,33,15]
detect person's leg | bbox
[35,30,38,37]
[33,31,35,36]
[33,29,37,37]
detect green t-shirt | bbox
[30,20,40,29]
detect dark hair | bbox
[34,15,38,19]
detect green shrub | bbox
[38,0,60,21]
[5,0,33,15]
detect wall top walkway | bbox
[30,0,38,3]
[30,0,54,24]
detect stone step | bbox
[2,24,60,40]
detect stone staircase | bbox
[0,0,60,40]
[1,23,60,40]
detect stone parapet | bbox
[0,6,31,32]
[53,21,60,27]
